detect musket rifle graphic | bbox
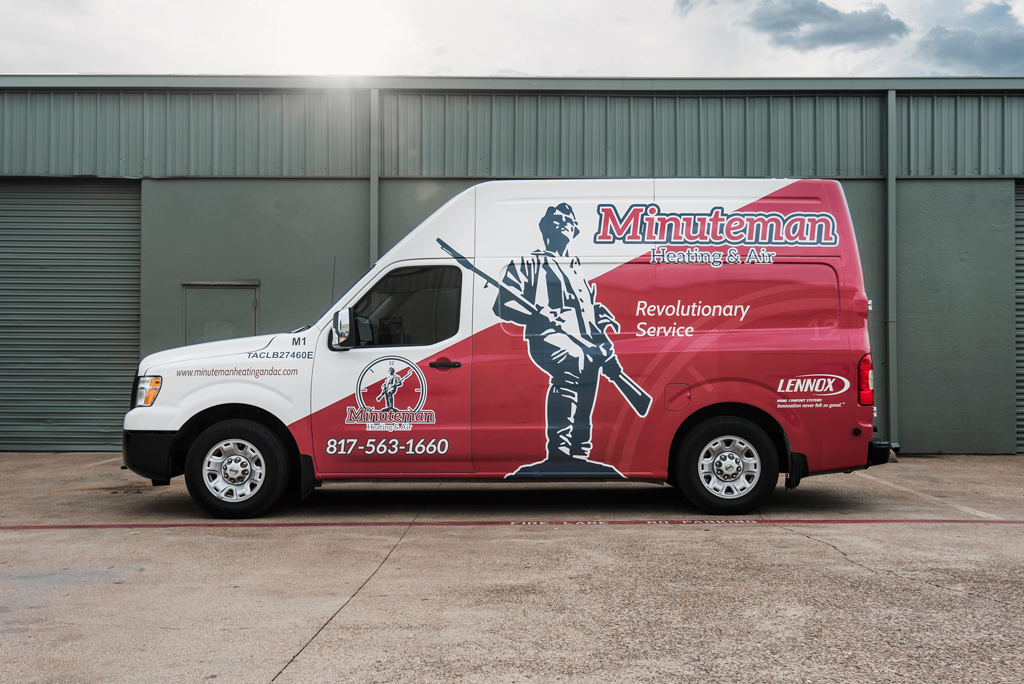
[376,368,413,403]
[437,238,652,417]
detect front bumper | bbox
[122,430,177,481]
[867,439,897,468]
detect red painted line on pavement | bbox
[1,518,1021,531]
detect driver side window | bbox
[352,266,461,347]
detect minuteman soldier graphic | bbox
[377,366,409,412]
[493,203,651,478]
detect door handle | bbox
[429,360,461,368]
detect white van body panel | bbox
[137,334,278,374]
[125,332,313,431]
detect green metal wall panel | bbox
[817,97,839,176]
[374,92,898,179]
[1016,181,1024,451]
[769,97,793,177]
[1,86,1022,180]
[747,97,770,177]
[583,96,606,177]
[0,180,140,450]
[515,95,539,176]
[721,98,745,177]
[140,179,370,357]
[0,91,371,178]
[896,179,1015,453]
[631,97,654,177]
[537,95,561,177]
[466,95,492,176]
[492,95,516,177]
[899,95,1024,177]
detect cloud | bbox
[956,1,1022,31]
[748,0,910,51]
[916,3,1024,75]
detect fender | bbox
[682,377,841,474]
[124,379,307,434]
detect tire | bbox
[184,419,290,519]
[676,417,779,515]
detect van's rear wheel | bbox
[184,419,289,519]
[676,417,779,515]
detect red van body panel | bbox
[299,178,876,481]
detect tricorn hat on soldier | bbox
[539,202,579,239]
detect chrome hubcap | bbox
[202,439,265,502]
[698,435,761,500]
[713,452,743,481]
[221,455,251,484]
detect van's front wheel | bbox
[184,419,289,519]
[676,417,779,515]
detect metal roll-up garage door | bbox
[1017,181,1024,451]
[0,180,141,451]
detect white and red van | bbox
[123,179,893,518]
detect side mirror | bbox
[328,309,357,351]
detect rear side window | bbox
[353,266,461,347]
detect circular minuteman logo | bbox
[356,356,427,412]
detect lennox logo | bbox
[776,374,850,396]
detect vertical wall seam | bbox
[0,94,5,175]
[369,88,379,265]
[71,93,79,175]
[650,94,655,178]
[534,94,541,177]
[212,93,220,176]
[490,94,497,176]
[48,93,56,174]
[698,97,705,177]
[604,96,609,177]
[955,94,961,175]
[188,93,195,175]
[719,96,725,176]
[143,92,150,175]
[560,95,566,177]
[118,92,125,177]
[744,96,750,177]
[466,93,473,176]
[514,94,520,177]
[1003,95,1008,176]
[235,93,241,175]
[859,96,865,176]
[582,95,589,177]
[886,88,899,448]
[164,93,170,175]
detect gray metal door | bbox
[1016,182,1024,451]
[0,180,141,451]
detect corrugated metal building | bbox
[0,75,1022,454]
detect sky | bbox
[0,0,1022,78]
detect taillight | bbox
[858,354,873,405]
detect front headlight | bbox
[134,376,162,408]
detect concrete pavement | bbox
[1,453,1022,683]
